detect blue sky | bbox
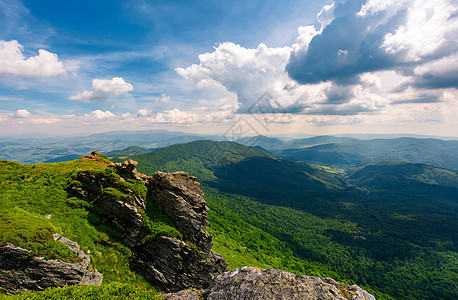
[0,0,457,137]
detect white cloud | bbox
[177,0,458,122]
[176,42,306,112]
[380,0,458,62]
[147,108,200,124]
[85,110,115,119]
[316,3,336,31]
[69,77,133,102]
[137,108,153,117]
[0,40,65,78]
[14,109,31,118]
[292,26,319,54]
[158,94,170,103]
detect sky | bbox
[0,0,457,137]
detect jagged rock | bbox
[70,169,148,247]
[108,159,148,182]
[95,192,146,247]
[0,236,102,294]
[82,151,105,161]
[160,289,202,300]
[133,236,227,292]
[206,267,376,300]
[69,159,227,292]
[148,171,212,250]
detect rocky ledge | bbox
[206,267,376,300]
[0,234,102,294]
[69,158,227,292]
[162,267,376,299]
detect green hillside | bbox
[276,137,458,169]
[131,140,277,181]
[127,141,458,299]
[348,161,458,190]
[1,143,458,299]
[0,155,166,298]
[105,146,151,161]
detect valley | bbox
[1,132,457,299]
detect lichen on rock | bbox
[206,267,376,300]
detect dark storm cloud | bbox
[324,84,355,104]
[412,72,458,90]
[305,103,374,115]
[286,0,410,85]
[392,93,443,104]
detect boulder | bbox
[0,235,102,294]
[133,236,226,292]
[108,159,147,182]
[207,267,376,300]
[148,171,212,250]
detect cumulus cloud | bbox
[177,0,457,121]
[69,77,133,102]
[176,42,309,113]
[85,110,115,119]
[411,54,458,89]
[175,40,381,115]
[158,94,170,103]
[286,0,458,86]
[147,108,200,124]
[14,109,31,118]
[137,108,153,117]
[0,40,65,78]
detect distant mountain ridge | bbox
[275,137,458,169]
[2,128,457,167]
[348,161,458,190]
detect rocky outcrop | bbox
[148,171,212,251]
[133,236,226,292]
[68,161,227,292]
[69,163,148,247]
[206,267,376,300]
[109,159,148,182]
[0,234,102,294]
[160,289,203,300]
[135,170,227,291]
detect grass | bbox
[0,155,159,296]
[5,282,163,300]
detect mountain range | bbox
[1,131,458,299]
[105,140,458,299]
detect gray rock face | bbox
[207,267,376,300]
[0,235,102,294]
[134,236,226,292]
[160,289,202,300]
[136,170,228,292]
[69,162,227,292]
[148,171,212,251]
[70,168,148,247]
[108,159,148,182]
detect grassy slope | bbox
[132,140,277,180]
[0,156,161,298]
[2,142,458,299]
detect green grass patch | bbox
[6,282,162,300]
[0,157,157,295]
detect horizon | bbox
[0,127,457,142]
[1,0,457,137]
